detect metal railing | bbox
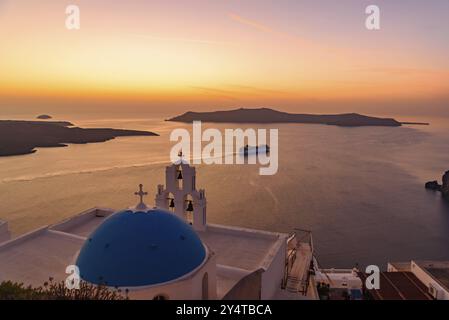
[282,228,314,294]
[293,228,314,252]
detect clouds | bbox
[129,33,233,46]
[228,13,275,34]
[228,12,301,42]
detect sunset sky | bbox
[1,0,448,116]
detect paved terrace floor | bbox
[0,230,84,287]
[56,215,110,238]
[197,226,280,271]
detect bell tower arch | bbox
[155,154,207,231]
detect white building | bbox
[0,160,315,300]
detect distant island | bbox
[401,122,430,126]
[425,171,449,199]
[36,114,52,120]
[0,120,158,157]
[167,108,403,127]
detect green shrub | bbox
[0,278,127,300]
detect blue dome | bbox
[76,208,206,287]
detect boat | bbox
[240,144,270,156]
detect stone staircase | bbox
[286,243,313,294]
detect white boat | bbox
[240,144,270,156]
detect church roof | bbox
[76,208,206,287]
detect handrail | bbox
[282,228,315,294]
[282,248,297,289]
[293,228,314,253]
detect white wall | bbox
[128,252,217,300]
[50,208,114,232]
[260,235,287,300]
[411,261,449,300]
[206,224,289,300]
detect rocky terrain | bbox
[0,120,158,157]
[425,171,449,199]
[167,108,403,127]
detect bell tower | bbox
[155,153,207,231]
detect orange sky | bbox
[1,0,449,116]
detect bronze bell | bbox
[177,170,183,180]
[186,200,194,212]
[169,198,175,208]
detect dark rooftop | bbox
[414,261,449,292]
[359,272,433,300]
[425,268,449,292]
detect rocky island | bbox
[0,120,158,157]
[167,108,403,127]
[425,171,449,199]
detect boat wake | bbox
[1,152,241,183]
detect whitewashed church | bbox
[0,158,316,300]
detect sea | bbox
[1,112,449,268]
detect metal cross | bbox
[134,184,148,204]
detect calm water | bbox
[1,115,449,268]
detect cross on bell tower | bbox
[176,150,186,165]
[134,184,148,211]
